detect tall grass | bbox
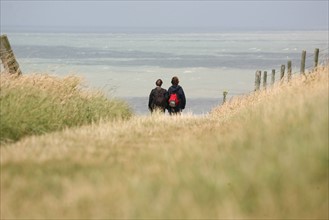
[0,73,132,142]
[1,67,328,219]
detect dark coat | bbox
[148,87,167,112]
[167,85,186,113]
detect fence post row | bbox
[254,48,323,91]
[0,34,22,75]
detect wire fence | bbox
[254,46,329,91]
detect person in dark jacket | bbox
[148,79,167,113]
[167,76,186,115]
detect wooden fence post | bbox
[300,50,306,75]
[271,69,275,85]
[287,60,292,81]
[314,48,319,70]
[222,91,228,104]
[263,71,267,89]
[280,65,285,81]
[0,34,22,75]
[254,70,261,91]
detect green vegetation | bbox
[0,74,132,142]
[1,67,328,219]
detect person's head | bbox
[156,79,163,87]
[171,76,179,86]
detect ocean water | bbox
[2,30,328,114]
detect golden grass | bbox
[1,66,328,219]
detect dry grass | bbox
[1,66,328,219]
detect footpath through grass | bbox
[1,67,328,219]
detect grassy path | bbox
[1,67,328,219]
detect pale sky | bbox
[1,0,328,31]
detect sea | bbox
[1,28,328,114]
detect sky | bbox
[1,0,328,31]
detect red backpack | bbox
[168,93,179,107]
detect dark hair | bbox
[171,76,179,86]
[156,79,163,86]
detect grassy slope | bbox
[1,67,328,219]
[0,74,132,142]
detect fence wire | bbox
[274,46,328,75]
[255,46,328,86]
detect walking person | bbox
[167,76,186,115]
[148,79,167,113]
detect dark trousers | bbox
[151,106,166,113]
[168,107,182,115]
